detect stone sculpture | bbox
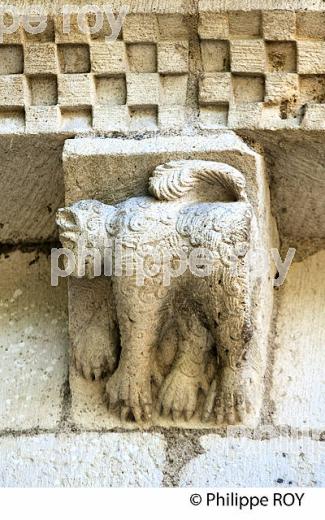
[57,160,256,425]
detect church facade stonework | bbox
[0,1,324,487]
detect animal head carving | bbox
[56,200,116,278]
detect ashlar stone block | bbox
[58,74,94,106]
[126,73,160,106]
[157,42,189,74]
[180,436,325,487]
[265,73,299,104]
[0,76,25,107]
[199,73,231,104]
[26,106,60,133]
[0,433,165,486]
[0,251,68,430]
[24,43,58,75]
[198,13,229,40]
[263,11,296,40]
[90,42,128,74]
[271,251,325,430]
[231,40,266,74]
[297,42,325,75]
[122,14,159,43]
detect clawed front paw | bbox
[73,326,117,381]
[203,369,251,425]
[157,368,209,422]
[104,367,152,424]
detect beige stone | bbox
[228,10,262,37]
[59,134,276,429]
[58,74,95,106]
[301,105,325,130]
[271,251,325,430]
[231,40,266,74]
[0,433,166,486]
[90,42,128,74]
[297,42,325,75]
[0,251,68,430]
[296,11,325,39]
[159,75,188,106]
[24,43,58,75]
[157,15,189,40]
[200,105,228,129]
[0,76,25,107]
[198,13,229,40]
[26,106,60,133]
[158,106,186,130]
[232,76,265,104]
[58,44,90,74]
[0,7,324,136]
[265,74,299,104]
[263,11,296,40]
[0,135,66,242]
[199,73,231,105]
[180,436,325,487]
[126,73,160,106]
[201,40,230,73]
[157,42,189,74]
[127,43,157,73]
[228,104,263,129]
[0,45,23,74]
[122,14,159,42]
[0,0,323,488]
[93,105,129,132]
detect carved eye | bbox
[79,201,90,211]
[87,218,100,231]
[106,217,118,235]
[129,215,150,232]
[92,204,102,215]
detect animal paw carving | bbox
[105,366,152,424]
[157,368,209,422]
[203,368,251,425]
[73,324,117,381]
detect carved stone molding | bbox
[57,133,277,429]
[1,5,325,133]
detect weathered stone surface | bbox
[60,134,276,430]
[241,132,325,242]
[180,436,325,487]
[0,251,68,430]
[231,40,265,74]
[0,0,323,489]
[199,73,231,104]
[0,433,166,487]
[271,251,325,430]
[0,5,325,132]
[0,135,65,243]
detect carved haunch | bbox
[57,160,256,426]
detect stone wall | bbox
[0,0,324,487]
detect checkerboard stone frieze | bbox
[0,10,325,132]
[198,9,325,129]
[0,13,190,133]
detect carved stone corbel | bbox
[57,135,277,428]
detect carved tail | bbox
[148,160,248,202]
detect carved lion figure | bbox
[57,160,255,425]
